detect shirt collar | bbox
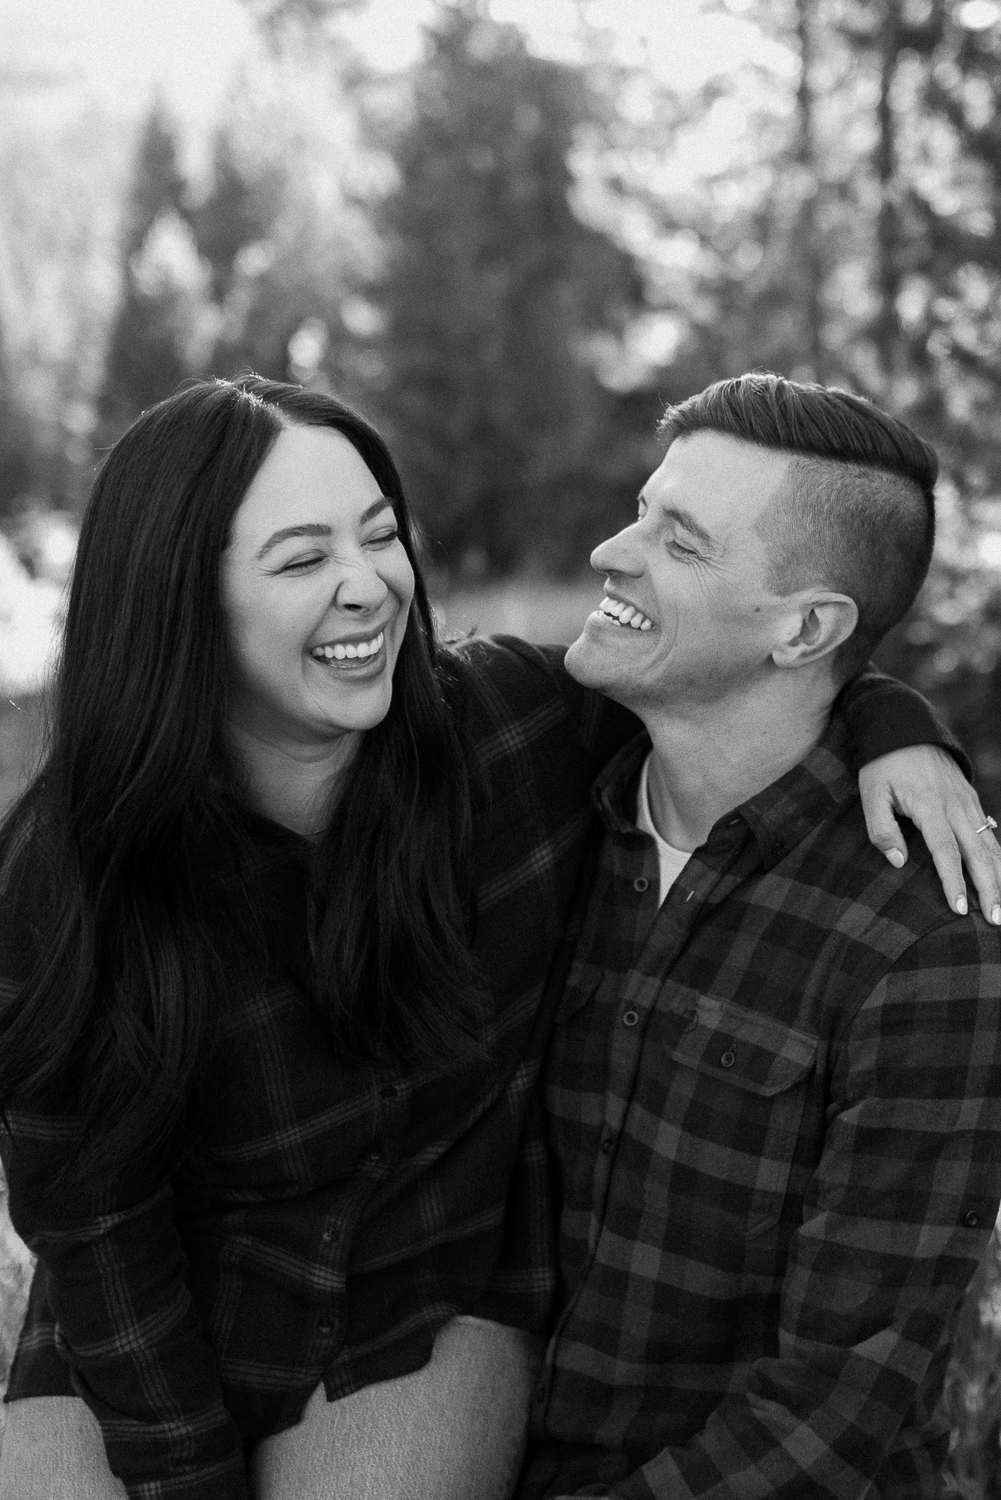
[592,713,858,871]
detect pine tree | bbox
[193,126,284,305]
[95,102,207,445]
[0,315,33,514]
[371,2,641,574]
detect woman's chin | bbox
[310,684,395,739]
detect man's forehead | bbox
[646,431,793,528]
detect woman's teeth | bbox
[310,630,385,662]
[599,597,654,631]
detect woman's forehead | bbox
[233,426,385,542]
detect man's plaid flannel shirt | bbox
[522,715,1001,1500]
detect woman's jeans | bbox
[0,1315,540,1500]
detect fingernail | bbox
[992,905,1001,926]
[886,849,905,868]
[956,895,968,915]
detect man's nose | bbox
[590,523,643,577]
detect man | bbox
[518,374,1001,1498]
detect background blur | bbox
[3,0,1001,806]
[3,0,1001,1485]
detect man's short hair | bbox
[658,373,938,682]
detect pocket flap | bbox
[662,995,817,1097]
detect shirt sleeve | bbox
[596,920,1001,1500]
[837,665,971,778]
[1,1116,248,1500]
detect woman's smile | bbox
[308,628,386,666]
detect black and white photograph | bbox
[2,2,1001,1496]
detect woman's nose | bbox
[334,556,389,613]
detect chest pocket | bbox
[653,995,818,1239]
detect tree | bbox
[187,14,384,400]
[0,317,34,513]
[95,102,210,446]
[369,1,642,574]
[0,83,129,511]
[192,128,285,306]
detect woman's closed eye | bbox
[276,552,325,574]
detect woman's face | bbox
[221,424,416,750]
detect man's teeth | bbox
[310,630,385,661]
[599,597,654,631]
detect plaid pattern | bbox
[521,715,1001,1500]
[0,640,960,1500]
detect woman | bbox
[0,378,989,1500]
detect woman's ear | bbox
[771,593,859,669]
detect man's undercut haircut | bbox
[658,373,938,681]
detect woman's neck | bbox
[227,723,363,837]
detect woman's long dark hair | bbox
[0,377,483,1177]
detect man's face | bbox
[565,431,806,716]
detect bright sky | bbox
[1,0,794,130]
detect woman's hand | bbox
[859,745,1001,923]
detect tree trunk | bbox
[795,0,826,380]
[873,0,904,391]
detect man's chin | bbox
[565,632,615,693]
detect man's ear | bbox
[771,592,858,669]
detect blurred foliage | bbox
[2,0,1001,781]
[95,103,199,447]
[367,3,647,574]
[0,1171,34,1446]
[3,0,1001,785]
[0,89,126,512]
[944,1226,1001,1497]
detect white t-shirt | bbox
[635,752,692,905]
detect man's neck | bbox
[641,675,834,852]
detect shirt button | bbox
[622,1009,640,1027]
[633,876,649,893]
[321,1225,340,1245]
[367,1148,385,1165]
[601,1134,614,1153]
[720,1049,736,1068]
[317,1321,334,1336]
[964,1210,982,1229]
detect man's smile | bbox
[597,595,655,631]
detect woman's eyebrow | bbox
[254,499,395,560]
[255,523,330,560]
